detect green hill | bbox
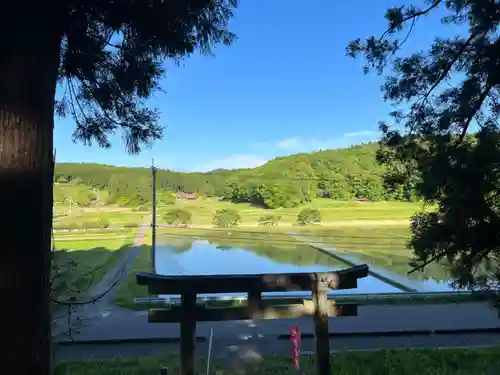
[53,181,110,210]
[55,142,407,208]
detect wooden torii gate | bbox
[137,264,369,375]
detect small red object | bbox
[289,326,301,369]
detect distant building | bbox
[176,192,198,200]
[355,197,370,202]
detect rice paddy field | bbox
[155,198,431,226]
[51,199,447,307]
[53,209,148,229]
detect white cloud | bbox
[274,130,378,152]
[190,130,378,172]
[197,154,268,172]
[277,137,300,149]
[275,137,324,151]
[342,130,377,138]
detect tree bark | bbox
[0,18,61,375]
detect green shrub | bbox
[258,215,281,227]
[62,221,81,230]
[98,218,110,228]
[163,209,192,225]
[123,221,140,228]
[79,218,110,228]
[115,197,131,206]
[159,192,176,205]
[82,220,96,228]
[297,208,321,225]
[213,209,241,228]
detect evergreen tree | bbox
[348,1,500,290]
[0,1,236,373]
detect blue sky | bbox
[54,1,456,172]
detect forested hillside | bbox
[55,142,414,208]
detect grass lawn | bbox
[52,238,136,301]
[55,347,500,374]
[113,245,153,309]
[156,199,432,226]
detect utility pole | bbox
[152,158,157,273]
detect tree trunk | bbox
[0,20,61,375]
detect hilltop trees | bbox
[55,142,424,207]
[1,2,236,374]
[223,181,312,208]
[348,1,500,290]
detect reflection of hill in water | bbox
[160,236,348,268]
[159,234,456,283]
[160,237,194,252]
[339,250,452,283]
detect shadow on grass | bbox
[52,244,154,342]
[113,245,153,309]
[52,244,137,302]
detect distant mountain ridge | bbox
[55,142,402,206]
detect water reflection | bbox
[333,249,459,292]
[155,238,401,297]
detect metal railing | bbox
[134,290,483,305]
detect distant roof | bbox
[176,192,197,198]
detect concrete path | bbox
[56,301,500,343]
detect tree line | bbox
[55,142,419,208]
[162,207,322,227]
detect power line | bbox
[152,159,157,272]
